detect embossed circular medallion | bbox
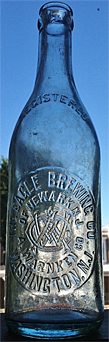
[9,167,96,295]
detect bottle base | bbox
[6,318,103,339]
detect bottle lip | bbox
[38,1,74,31]
[39,2,73,16]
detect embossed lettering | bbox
[56,173,67,189]
[17,263,27,281]
[18,182,31,199]
[75,237,84,251]
[20,266,32,285]
[65,177,76,191]
[75,219,83,227]
[43,93,50,102]
[37,261,45,272]
[64,252,77,267]
[14,196,24,208]
[87,231,95,239]
[28,273,36,290]
[63,196,74,209]
[31,173,41,191]
[84,204,94,216]
[19,210,28,225]
[37,191,48,202]
[63,256,72,268]
[68,100,76,109]
[60,94,68,104]
[87,221,95,230]
[52,277,60,292]
[36,275,43,291]
[84,251,93,267]
[61,274,71,289]
[26,197,37,211]
[48,190,55,202]
[38,95,42,104]
[31,99,38,108]
[48,171,56,187]
[24,93,87,121]
[77,259,90,274]
[71,206,81,217]
[72,182,87,199]
[46,262,54,274]
[79,194,92,208]
[55,260,63,272]
[56,192,66,204]
[69,269,80,285]
[43,278,50,293]
[52,93,59,101]
[67,252,78,263]
[87,221,96,237]
[10,167,95,294]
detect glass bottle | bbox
[5,2,104,339]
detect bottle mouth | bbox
[39,2,73,15]
[38,1,74,32]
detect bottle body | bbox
[5,2,104,339]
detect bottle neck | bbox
[35,26,73,88]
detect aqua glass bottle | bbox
[5,2,104,339]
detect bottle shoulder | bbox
[9,90,100,172]
[10,88,100,150]
[9,88,100,190]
